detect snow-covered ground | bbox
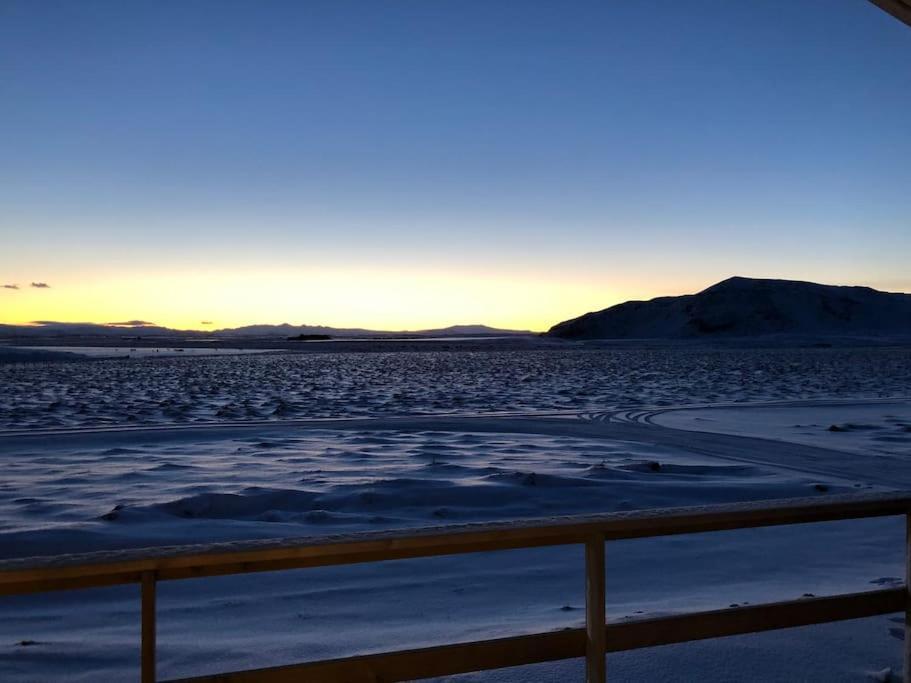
[0,346,278,365]
[1,347,909,430]
[0,348,909,681]
[12,346,278,359]
[648,400,911,458]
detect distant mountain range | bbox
[0,321,533,339]
[547,277,911,340]
[7,277,909,343]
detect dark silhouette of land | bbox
[547,277,911,340]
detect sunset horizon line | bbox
[3,273,910,334]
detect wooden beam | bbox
[0,571,144,596]
[1,493,908,596]
[585,535,606,683]
[141,571,157,683]
[868,0,911,28]
[164,589,905,683]
[905,513,911,681]
[604,587,905,651]
[166,629,587,683]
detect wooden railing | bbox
[1,492,909,682]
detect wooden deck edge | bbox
[163,588,905,683]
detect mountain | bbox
[213,323,530,337]
[213,323,378,337]
[0,322,177,337]
[546,277,911,340]
[0,321,532,339]
[412,324,532,336]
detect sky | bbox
[1,0,910,332]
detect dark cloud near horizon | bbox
[200,321,213,325]
[30,282,50,289]
[28,320,158,328]
[2,284,18,290]
[31,321,81,326]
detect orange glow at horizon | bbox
[5,264,905,333]
[0,267,665,332]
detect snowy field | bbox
[0,347,910,681]
[13,346,277,359]
[1,347,909,430]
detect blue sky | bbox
[1,0,909,330]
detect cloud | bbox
[106,320,156,327]
[30,282,50,289]
[31,321,96,326]
[2,284,18,290]
[200,320,213,325]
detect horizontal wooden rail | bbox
[1,492,909,682]
[165,588,907,683]
[0,492,907,595]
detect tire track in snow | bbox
[2,400,908,488]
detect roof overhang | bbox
[868,0,911,27]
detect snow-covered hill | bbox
[547,277,911,340]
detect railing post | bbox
[585,533,606,683]
[142,570,157,683]
[905,512,910,683]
